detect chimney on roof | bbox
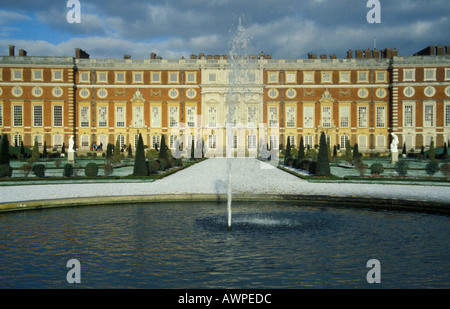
[307,52,317,59]
[436,45,445,55]
[329,54,337,59]
[364,48,372,58]
[75,48,90,59]
[320,54,327,59]
[150,53,156,59]
[446,45,450,55]
[355,50,363,58]
[9,45,15,56]
[372,49,380,59]
[346,49,353,59]
[18,49,27,57]
[124,54,131,59]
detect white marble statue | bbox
[390,133,399,153]
[68,135,75,152]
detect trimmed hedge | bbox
[33,164,46,178]
[63,164,74,177]
[85,162,99,177]
[370,163,384,175]
[0,164,12,178]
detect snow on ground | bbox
[0,158,449,204]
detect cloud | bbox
[1,0,449,59]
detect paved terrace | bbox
[0,158,449,212]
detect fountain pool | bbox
[0,201,448,288]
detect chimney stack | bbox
[355,50,363,59]
[124,54,131,59]
[75,48,90,59]
[9,45,15,56]
[150,53,156,59]
[436,45,445,55]
[364,48,372,59]
[346,49,353,59]
[372,49,380,59]
[19,49,27,57]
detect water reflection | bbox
[0,202,449,288]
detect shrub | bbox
[0,164,12,178]
[355,160,368,176]
[0,134,10,165]
[297,159,311,171]
[308,161,318,175]
[169,158,177,168]
[305,148,317,161]
[425,160,439,176]
[440,163,450,177]
[158,158,168,171]
[103,162,114,177]
[63,164,74,177]
[85,162,99,177]
[54,159,61,168]
[284,157,293,166]
[33,164,46,178]
[370,163,384,175]
[146,149,159,160]
[176,158,183,167]
[292,158,297,169]
[394,160,409,176]
[147,160,158,174]
[20,164,33,177]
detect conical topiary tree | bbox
[159,134,169,161]
[113,139,121,163]
[297,136,305,162]
[133,133,148,176]
[284,136,291,165]
[316,132,330,176]
[428,140,435,161]
[32,137,40,162]
[353,143,360,161]
[0,134,10,165]
[344,139,352,164]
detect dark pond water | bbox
[0,202,449,288]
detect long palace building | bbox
[0,44,449,156]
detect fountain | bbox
[226,18,256,231]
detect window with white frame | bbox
[169,106,179,128]
[403,86,415,97]
[52,70,63,81]
[321,72,332,83]
[133,106,143,128]
[80,106,90,127]
[133,72,143,83]
[304,135,313,148]
[404,135,414,150]
[357,71,368,83]
[116,106,125,127]
[376,71,386,82]
[233,134,238,149]
[247,106,257,127]
[424,68,436,81]
[403,69,415,81]
[98,106,108,128]
[445,103,450,127]
[286,106,296,128]
[152,135,160,149]
[208,134,217,149]
[186,106,196,128]
[208,106,217,127]
[81,134,89,147]
[53,105,63,127]
[424,103,435,127]
[134,134,140,148]
[339,71,350,83]
[117,134,125,148]
[53,134,62,148]
[97,72,107,83]
[358,135,367,148]
[151,106,161,128]
[287,135,295,148]
[32,69,43,81]
[268,106,278,128]
[169,72,179,83]
[151,72,161,83]
[340,106,349,128]
[79,71,90,83]
[34,134,43,147]
[32,87,43,97]
[208,73,216,82]
[33,105,43,127]
[14,134,22,147]
[12,69,22,81]
[303,72,314,83]
[13,105,23,126]
[187,72,196,83]
[115,72,125,83]
[304,106,314,128]
[358,106,367,128]
[268,72,278,83]
[322,106,331,128]
[424,135,433,147]
[340,134,349,149]
[445,68,450,81]
[98,135,107,148]
[376,135,385,149]
[269,135,278,149]
[403,103,414,127]
[376,106,385,128]
[248,134,257,149]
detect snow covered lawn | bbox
[1,158,449,205]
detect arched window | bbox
[358,135,367,149]
[340,134,349,149]
[152,135,160,149]
[53,134,63,148]
[376,135,385,149]
[81,134,89,148]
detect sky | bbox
[0,0,449,59]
